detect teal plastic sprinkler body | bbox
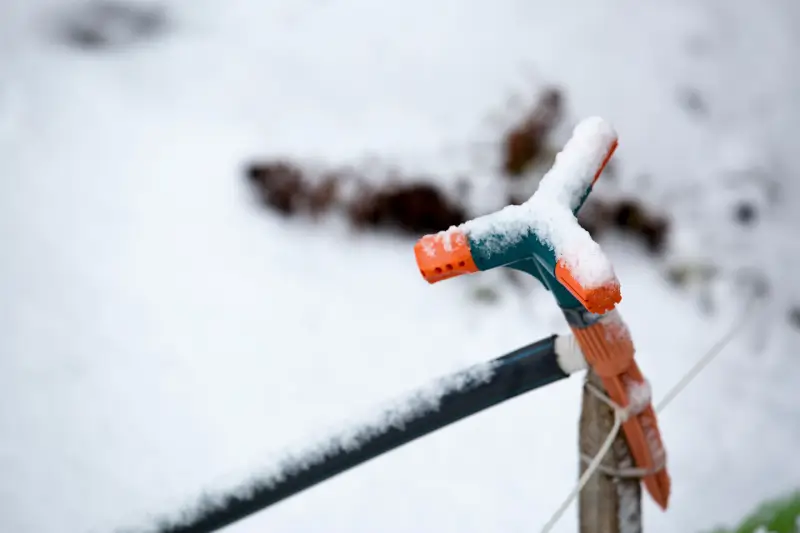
[413,116,671,509]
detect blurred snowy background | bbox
[1,0,799,532]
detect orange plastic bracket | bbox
[571,311,671,509]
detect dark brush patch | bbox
[246,161,307,215]
[349,182,468,234]
[51,1,168,50]
[501,87,564,177]
[733,202,758,226]
[788,307,800,330]
[245,160,468,235]
[242,86,670,260]
[676,86,708,117]
[607,199,670,254]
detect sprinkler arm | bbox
[413,117,671,510]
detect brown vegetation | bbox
[244,86,670,256]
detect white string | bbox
[654,303,750,412]
[539,395,632,532]
[540,299,757,533]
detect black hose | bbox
[144,334,569,533]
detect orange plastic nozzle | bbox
[415,230,479,284]
[554,261,621,315]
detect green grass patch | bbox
[706,491,800,533]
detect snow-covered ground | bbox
[1,0,798,532]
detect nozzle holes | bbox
[428,262,466,276]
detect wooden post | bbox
[578,369,642,533]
